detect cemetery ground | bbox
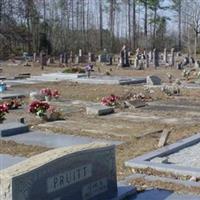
[1,61,200,197]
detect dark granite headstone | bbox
[0,122,29,137]
[146,76,161,85]
[1,144,118,200]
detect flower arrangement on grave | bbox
[52,89,60,99]
[0,103,9,122]
[101,94,120,107]
[4,99,22,109]
[40,88,60,101]
[44,106,62,121]
[29,100,62,121]
[40,88,52,98]
[29,100,50,117]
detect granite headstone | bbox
[0,143,117,200]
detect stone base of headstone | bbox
[86,104,114,115]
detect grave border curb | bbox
[125,133,200,177]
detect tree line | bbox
[0,0,200,59]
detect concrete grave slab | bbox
[0,143,134,200]
[145,82,200,89]
[86,104,114,115]
[0,93,26,100]
[146,99,200,112]
[0,154,26,170]
[128,188,200,200]
[1,131,122,148]
[5,72,146,86]
[0,122,29,137]
[38,120,130,138]
[103,112,200,125]
[125,133,200,178]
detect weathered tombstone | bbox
[120,45,130,67]
[69,51,73,63]
[0,143,119,200]
[88,52,95,62]
[146,75,161,85]
[75,55,80,64]
[134,54,139,69]
[170,48,175,67]
[63,53,68,64]
[33,52,37,62]
[182,56,189,67]
[190,57,195,66]
[145,54,149,68]
[138,60,144,70]
[108,55,113,65]
[79,49,82,57]
[47,57,54,65]
[195,60,200,69]
[40,51,47,70]
[163,48,167,63]
[153,48,159,68]
[148,50,153,62]
[59,54,64,64]
[133,49,140,69]
[158,128,172,147]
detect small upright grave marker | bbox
[86,104,114,116]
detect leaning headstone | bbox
[153,48,159,68]
[146,75,161,85]
[86,104,114,116]
[158,128,172,147]
[0,143,120,200]
[0,122,29,137]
